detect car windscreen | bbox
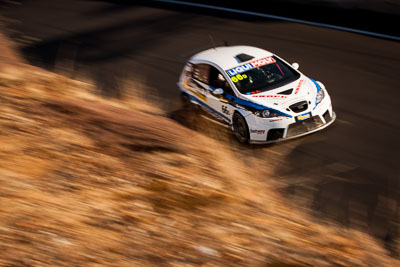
[225,56,300,94]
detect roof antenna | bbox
[208,34,216,50]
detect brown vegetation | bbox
[0,34,398,266]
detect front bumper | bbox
[246,100,336,144]
[249,112,336,144]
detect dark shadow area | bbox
[3,0,287,102]
[126,0,400,39]
[15,4,197,98]
[4,0,276,100]
[94,0,281,23]
[21,11,193,64]
[276,119,400,256]
[168,108,237,145]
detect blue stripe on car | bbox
[309,78,321,92]
[192,80,292,118]
[309,77,321,110]
[224,93,292,117]
[186,93,232,123]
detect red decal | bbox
[250,129,265,134]
[294,79,304,94]
[250,57,276,68]
[252,95,287,99]
[269,118,283,122]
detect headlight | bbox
[316,89,325,104]
[255,109,279,118]
[262,110,270,117]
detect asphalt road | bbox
[1,0,400,255]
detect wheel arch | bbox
[232,111,250,143]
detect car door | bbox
[191,63,235,124]
[189,63,225,123]
[207,65,236,125]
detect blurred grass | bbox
[0,33,398,266]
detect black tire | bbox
[233,112,250,143]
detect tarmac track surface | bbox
[1,0,400,255]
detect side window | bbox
[209,66,234,95]
[193,64,210,84]
[183,62,194,76]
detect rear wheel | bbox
[233,112,249,143]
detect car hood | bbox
[241,76,319,116]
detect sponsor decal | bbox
[226,57,276,77]
[193,90,206,102]
[269,118,283,122]
[187,87,207,102]
[227,63,253,76]
[294,79,304,94]
[219,96,229,103]
[183,81,189,89]
[297,113,311,121]
[250,129,266,134]
[250,56,276,68]
[252,95,287,99]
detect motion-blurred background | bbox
[0,0,399,265]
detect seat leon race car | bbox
[177,45,335,144]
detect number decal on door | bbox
[221,105,230,115]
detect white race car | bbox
[177,45,335,144]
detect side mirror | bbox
[292,62,299,70]
[213,88,224,95]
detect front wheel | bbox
[233,113,249,143]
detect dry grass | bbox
[0,34,398,266]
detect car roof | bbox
[189,45,274,70]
